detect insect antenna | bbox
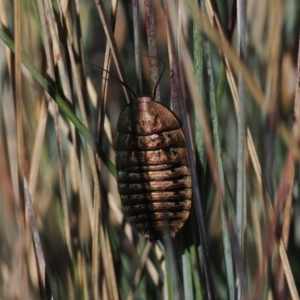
[143,55,166,99]
[85,62,137,98]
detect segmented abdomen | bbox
[115,97,192,240]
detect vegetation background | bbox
[0,0,300,299]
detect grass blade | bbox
[0,28,117,177]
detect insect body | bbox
[115,96,192,240]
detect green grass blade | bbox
[193,0,205,165]
[203,35,235,300]
[0,27,117,178]
[182,248,194,300]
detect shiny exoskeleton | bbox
[115,96,192,240]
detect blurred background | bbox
[0,0,300,299]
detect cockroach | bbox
[87,60,192,240]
